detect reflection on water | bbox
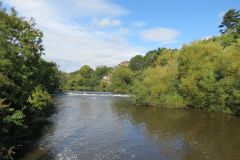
[20,92,240,160]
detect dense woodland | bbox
[0,2,240,159]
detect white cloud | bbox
[132,21,147,28]
[57,0,129,17]
[92,18,122,28]
[3,0,143,72]
[140,28,180,43]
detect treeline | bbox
[64,9,240,116]
[63,64,133,94]
[0,6,62,159]
[129,9,240,115]
[63,65,112,91]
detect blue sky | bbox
[3,0,240,72]
[116,0,239,48]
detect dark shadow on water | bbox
[14,119,55,160]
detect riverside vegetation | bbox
[0,5,63,159]
[65,9,240,115]
[0,3,240,159]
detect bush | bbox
[27,86,53,118]
[131,81,149,106]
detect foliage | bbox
[178,41,223,109]
[37,60,62,93]
[216,40,240,115]
[131,51,185,107]
[64,65,112,91]
[78,65,94,79]
[110,8,240,115]
[110,66,133,94]
[129,55,145,71]
[178,39,240,114]
[219,9,240,33]
[95,66,112,79]
[0,98,26,160]
[143,49,159,67]
[27,86,53,117]
[128,48,174,71]
[218,9,240,47]
[0,5,61,159]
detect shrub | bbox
[27,86,53,118]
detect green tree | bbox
[129,55,145,71]
[132,51,184,107]
[110,66,133,94]
[143,50,159,67]
[65,65,107,91]
[67,74,85,90]
[0,5,61,158]
[95,66,111,79]
[218,9,240,47]
[78,65,94,79]
[178,41,223,109]
[216,40,240,115]
[37,60,61,93]
[219,9,240,33]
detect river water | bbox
[20,92,240,160]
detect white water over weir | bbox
[63,91,130,97]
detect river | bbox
[20,92,240,160]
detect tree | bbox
[27,86,53,118]
[178,41,223,109]
[129,55,145,71]
[218,9,240,47]
[78,65,94,79]
[143,50,159,67]
[36,60,61,93]
[219,9,240,33]
[110,66,133,94]
[216,40,240,115]
[0,7,44,107]
[0,5,61,158]
[95,66,111,78]
[131,51,184,107]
